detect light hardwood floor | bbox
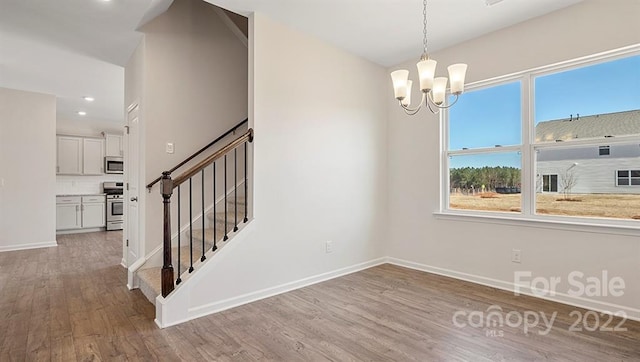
[1,232,638,361]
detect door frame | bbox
[124,101,144,289]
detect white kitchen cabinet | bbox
[56,195,106,231]
[57,135,104,175]
[81,196,106,228]
[83,138,104,175]
[56,196,82,230]
[57,136,83,174]
[105,134,123,157]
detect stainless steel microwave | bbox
[105,157,124,174]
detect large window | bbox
[444,50,640,223]
[447,81,522,213]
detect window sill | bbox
[433,210,640,237]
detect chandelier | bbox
[390,0,468,115]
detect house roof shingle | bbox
[535,109,640,142]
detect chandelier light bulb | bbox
[448,64,468,95]
[390,70,409,100]
[402,80,413,107]
[431,77,448,105]
[416,57,437,92]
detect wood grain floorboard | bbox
[1,231,639,361]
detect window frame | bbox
[616,170,640,187]
[439,45,640,232]
[541,174,558,193]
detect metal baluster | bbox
[234,147,238,232]
[189,178,194,273]
[176,186,182,285]
[224,154,229,241]
[212,161,217,251]
[200,170,206,262]
[244,141,248,223]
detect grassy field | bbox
[449,193,640,220]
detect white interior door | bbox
[125,104,140,267]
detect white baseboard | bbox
[0,240,57,252]
[128,257,146,274]
[386,257,640,322]
[156,257,387,328]
[154,255,639,328]
[127,268,138,290]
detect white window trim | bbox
[439,44,640,233]
[433,211,640,236]
[541,174,559,193]
[616,170,640,187]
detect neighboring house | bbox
[536,110,640,194]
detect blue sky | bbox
[449,54,640,169]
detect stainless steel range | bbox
[103,182,124,231]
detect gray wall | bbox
[538,143,640,194]
[538,158,640,194]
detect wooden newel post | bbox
[161,171,175,297]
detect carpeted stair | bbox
[137,196,247,305]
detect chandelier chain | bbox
[422,0,428,56]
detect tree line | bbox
[450,166,521,191]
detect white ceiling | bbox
[206,0,583,67]
[0,0,172,123]
[0,0,582,124]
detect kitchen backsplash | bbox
[56,174,124,195]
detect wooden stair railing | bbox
[147,118,248,191]
[159,128,254,297]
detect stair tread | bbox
[207,210,246,223]
[189,226,227,242]
[137,267,162,303]
[172,244,199,274]
[136,220,249,306]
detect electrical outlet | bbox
[512,249,522,263]
[166,142,175,154]
[325,240,333,254]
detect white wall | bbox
[128,0,249,256]
[0,88,57,251]
[387,0,640,319]
[57,118,123,136]
[158,12,389,326]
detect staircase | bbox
[136,119,253,306]
[137,195,247,305]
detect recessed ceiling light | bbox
[77,111,87,116]
[83,96,95,102]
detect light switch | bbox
[166,142,175,154]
